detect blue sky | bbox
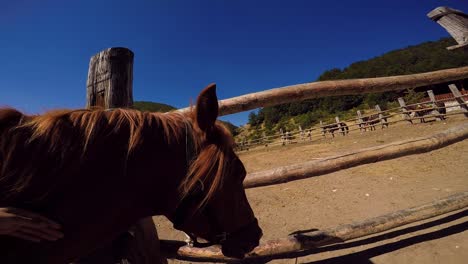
[1,0,467,126]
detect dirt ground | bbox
[155,115,468,264]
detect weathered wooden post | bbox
[306,129,312,141]
[86,47,134,108]
[398,97,413,124]
[320,120,326,137]
[335,116,343,136]
[448,84,468,117]
[285,131,291,144]
[356,110,364,132]
[427,90,444,121]
[427,7,468,50]
[374,104,387,128]
[243,138,250,149]
[279,128,285,145]
[262,131,268,147]
[298,125,305,141]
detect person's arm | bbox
[0,207,63,242]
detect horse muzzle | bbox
[220,218,262,259]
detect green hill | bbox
[246,37,468,138]
[133,101,176,112]
[133,101,239,136]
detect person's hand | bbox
[0,207,63,242]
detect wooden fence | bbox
[169,83,468,262]
[85,47,468,262]
[162,191,468,261]
[243,123,468,188]
[236,85,468,151]
[174,70,468,260]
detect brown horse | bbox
[0,84,262,263]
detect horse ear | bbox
[195,83,219,132]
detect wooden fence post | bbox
[279,128,285,145]
[335,116,344,136]
[86,47,134,109]
[427,90,443,121]
[448,84,468,117]
[298,125,305,141]
[320,120,326,137]
[427,7,468,50]
[357,110,365,132]
[374,104,387,128]
[398,97,413,124]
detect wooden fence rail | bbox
[161,191,468,261]
[179,66,468,116]
[237,85,468,151]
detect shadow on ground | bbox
[234,209,468,264]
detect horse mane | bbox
[179,115,235,209]
[0,107,234,209]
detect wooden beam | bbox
[161,191,468,261]
[448,84,468,117]
[86,47,134,109]
[428,7,468,50]
[398,97,413,124]
[356,110,365,132]
[375,104,387,128]
[243,122,468,188]
[178,67,468,116]
[427,90,443,121]
[335,116,343,136]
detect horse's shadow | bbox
[232,209,468,264]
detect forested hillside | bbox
[246,38,468,136]
[133,101,176,112]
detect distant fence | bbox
[235,83,468,151]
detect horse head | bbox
[168,84,262,258]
